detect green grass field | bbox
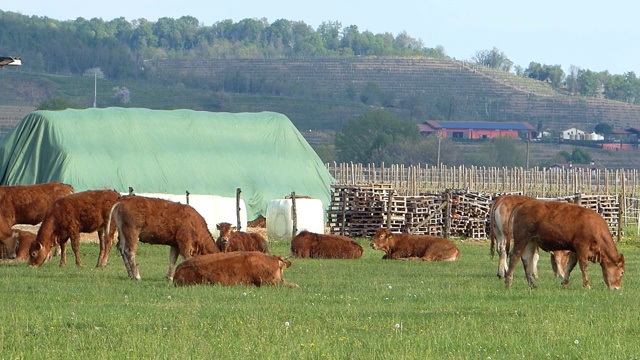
[1,237,638,359]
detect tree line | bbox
[475,48,640,104]
[0,11,444,79]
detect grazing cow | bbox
[28,190,123,268]
[290,231,363,259]
[110,196,219,280]
[371,228,460,261]
[505,198,625,290]
[216,222,269,253]
[0,182,74,258]
[490,194,570,279]
[173,251,298,287]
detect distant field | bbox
[1,237,638,359]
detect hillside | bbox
[146,56,640,131]
[0,56,638,168]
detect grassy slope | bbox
[1,238,638,359]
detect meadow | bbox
[0,236,639,359]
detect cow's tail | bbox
[105,202,120,245]
[488,200,498,259]
[505,206,519,256]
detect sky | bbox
[3,0,639,75]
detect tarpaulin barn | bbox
[0,108,334,220]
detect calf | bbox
[29,190,122,268]
[505,198,625,289]
[216,222,269,253]
[291,231,363,259]
[371,227,460,261]
[110,196,219,280]
[173,251,298,287]
[0,182,74,258]
[0,229,37,262]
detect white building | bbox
[561,127,585,140]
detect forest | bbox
[1,10,640,104]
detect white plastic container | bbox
[131,193,247,237]
[266,198,325,241]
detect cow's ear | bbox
[619,254,625,266]
[216,223,221,230]
[231,227,237,232]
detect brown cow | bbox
[110,196,219,280]
[490,194,570,279]
[290,230,363,259]
[216,222,269,253]
[28,190,123,268]
[0,229,37,262]
[173,251,298,287]
[505,198,625,290]
[371,228,460,261]
[0,182,74,258]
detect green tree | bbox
[37,98,80,110]
[317,21,341,52]
[557,147,592,164]
[465,137,524,167]
[472,47,513,72]
[334,110,419,163]
[594,123,613,134]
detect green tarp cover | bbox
[0,108,334,219]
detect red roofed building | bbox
[419,121,535,140]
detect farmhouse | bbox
[0,108,334,220]
[561,127,586,140]
[419,121,535,140]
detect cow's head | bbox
[1,230,21,259]
[371,227,393,252]
[28,241,50,267]
[601,254,625,290]
[215,222,236,252]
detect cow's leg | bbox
[70,234,82,267]
[99,224,118,267]
[551,251,566,278]
[59,239,68,267]
[505,240,528,289]
[531,245,540,279]
[118,230,140,280]
[520,242,538,288]
[497,234,508,279]
[167,246,180,281]
[577,255,591,289]
[96,228,107,267]
[561,252,578,287]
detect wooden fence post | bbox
[236,188,242,231]
[291,192,297,238]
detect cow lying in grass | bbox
[0,182,74,259]
[29,189,122,268]
[173,251,298,287]
[109,196,219,280]
[0,229,37,262]
[290,231,363,259]
[370,227,460,261]
[216,222,268,253]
